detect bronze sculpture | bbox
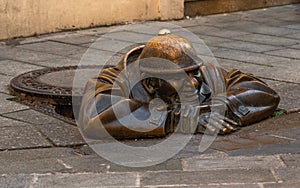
[79,31,280,139]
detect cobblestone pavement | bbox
[0,4,300,188]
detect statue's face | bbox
[142,70,202,103]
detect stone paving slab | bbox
[0,148,76,162]
[223,113,300,156]
[14,31,94,45]
[218,58,300,84]
[0,59,43,76]
[232,9,295,25]
[140,169,275,186]
[118,22,181,35]
[32,173,138,188]
[186,25,251,38]
[233,24,299,36]
[216,20,265,30]
[279,14,300,23]
[0,46,79,67]
[2,110,85,147]
[173,148,225,159]
[17,41,84,56]
[266,81,300,110]
[78,26,119,37]
[50,35,98,45]
[0,93,28,114]
[253,18,296,27]
[0,116,29,128]
[213,40,284,53]
[282,24,300,30]
[214,49,290,65]
[183,155,283,171]
[103,31,154,43]
[30,56,83,67]
[237,6,298,18]
[0,158,67,175]
[0,125,52,150]
[218,58,265,71]
[265,48,300,59]
[171,19,207,28]
[0,47,63,67]
[209,139,254,152]
[228,141,300,156]
[0,175,32,188]
[284,32,300,40]
[196,35,232,46]
[237,113,300,136]
[209,135,291,153]
[264,182,300,188]
[38,123,85,147]
[2,109,70,125]
[81,38,134,53]
[271,127,300,141]
[58,156,108,173]
[18,41,86,57]
[204,13,246,24]
[241,113,300,136]
[281,154,300,167]
[232,33,299,46]
[276,168,300,183]
[0,148,106,174]
[157,185,261,188]
[68,47,122,66]
[108,159,182,172]
[0,74,12,94]
[0,146,181,174]
[290,43,300,49]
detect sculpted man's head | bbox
[139,30,202,73]
[138,30,203,101]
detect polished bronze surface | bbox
[10,32,280,139]
[79,32,280,139]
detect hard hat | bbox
[139,30,202,74]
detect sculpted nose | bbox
[191,77,199,88]
[188,72,200,89]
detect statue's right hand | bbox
[198,112,239,135]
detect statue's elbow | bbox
[273,92,281,109]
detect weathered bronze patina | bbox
[10,31,280,139]
[79,31,280,139]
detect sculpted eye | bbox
[194,70,201,78]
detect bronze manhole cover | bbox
[10,65,106,124]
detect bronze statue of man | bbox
[79,31,280,139]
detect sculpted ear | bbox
[141,73,155,94]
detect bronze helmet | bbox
[138,30,202,75]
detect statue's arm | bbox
[198,65,280,134]
[221,69,280,126]
[79,69,167,139]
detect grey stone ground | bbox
[0,4,300,188]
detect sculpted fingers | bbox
[212,112,239,126]
[210,114,236,133]
[199,115,216,133]
[198,113,239,135]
